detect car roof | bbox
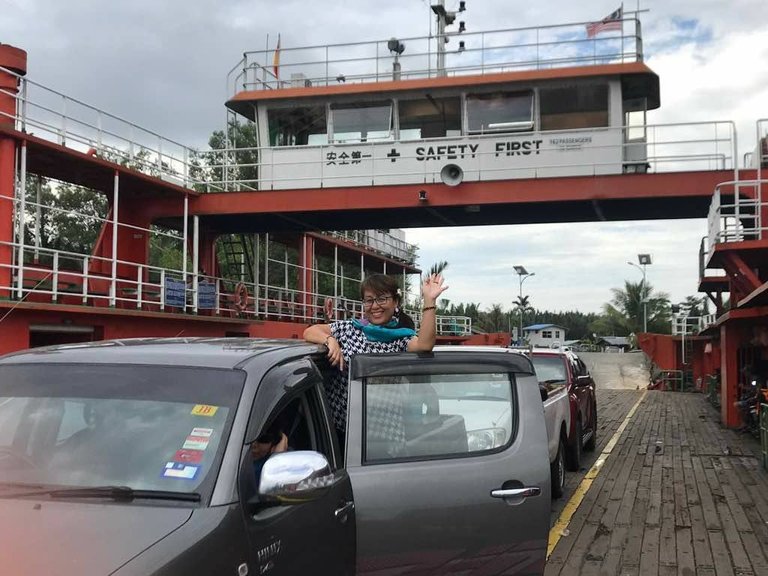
[433,345,509,353]
[0,338,318,370]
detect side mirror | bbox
[258,451,337,504]
[539,385,549,402]
[576,375,592,387]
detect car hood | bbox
[0,498,193,576]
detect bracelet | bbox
[324,335,333,347]
[422,306,436,312]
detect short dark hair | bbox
[360,274,401,302]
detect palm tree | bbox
[427,260,449,277]
[601,280,670,334]
[513,294,534,339]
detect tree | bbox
[596,280,671,335]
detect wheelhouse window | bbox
[363,372,516,463]
[539,84,609,131]
[331,101,392,143]
[399,96,461,140]
[466,91,533,134]
[268,106,328,146]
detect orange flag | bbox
[273,34,281,79]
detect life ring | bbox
[233,282,249,312]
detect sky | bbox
[1,0,767,313]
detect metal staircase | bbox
[218,234,254,284]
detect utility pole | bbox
[513,265,534,345]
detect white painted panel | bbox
[264,129,624,190]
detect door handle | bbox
[334,501,355,522]
[490,487,541,499]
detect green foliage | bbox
[593,279,671,335]
[194,120,260,192]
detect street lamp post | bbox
[627,254,652,333]
[513,265,535,344]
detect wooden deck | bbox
[546,390,768,576]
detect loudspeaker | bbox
[440,164,463,187]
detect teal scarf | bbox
[352,318,416,343]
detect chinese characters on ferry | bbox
[324,139,547,166]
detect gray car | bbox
[0,338,551,575]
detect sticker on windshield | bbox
[173,449,204,464]
[190,427,213,437]
[182,436,210,451]
[191,404,218,417]
[162,462,200,480]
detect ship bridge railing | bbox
[320,230,417,264]
[1,64,738,195]
[672,313,717,336]
[0,237,471,337]
[0,65,211,191]
[703,178,768,262]
[229,17,643,94]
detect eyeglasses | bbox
[362,295,393,308]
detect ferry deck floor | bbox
[546,382,768,575]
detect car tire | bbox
[566,418,582,471]
[551,436,566,499]
[584,402,597,451]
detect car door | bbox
[568,355,592,427]
[346,351,551,576]
[239,359,355,576]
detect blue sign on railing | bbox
[164,277,186,308]
[198,281,217,310]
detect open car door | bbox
[345,351,551,575]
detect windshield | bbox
[0,364,244,500]
[530,355,568,385]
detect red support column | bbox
[298,234,315,321]
[0,45,26,299]
[720,321,743,427]
[0,138,15,297]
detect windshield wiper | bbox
[1,485,201,502]
[541,379,566,385]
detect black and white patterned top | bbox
[328,320,413,435]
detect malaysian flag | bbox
[586,6,623,38]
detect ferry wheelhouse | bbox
[224,16,660,192]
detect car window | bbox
[530,355,568,386]
[0,364,244,500]
[363,372,516,464]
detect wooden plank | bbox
[708,530,736,576]
[659,500,677,567]
[676,527,696,576]
[638,526,660,575]
[692,457,721,530]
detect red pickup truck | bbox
[526,349,598,471]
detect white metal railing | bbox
[201,121,737,191]
[704,178,768,263]
[320,230,417,263]
[671,314,716,336]
[0,239,469,336]
[0,66,205,191]
[229,18,643,94]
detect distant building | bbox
[596,336,632,352]
[523,324,567,348]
